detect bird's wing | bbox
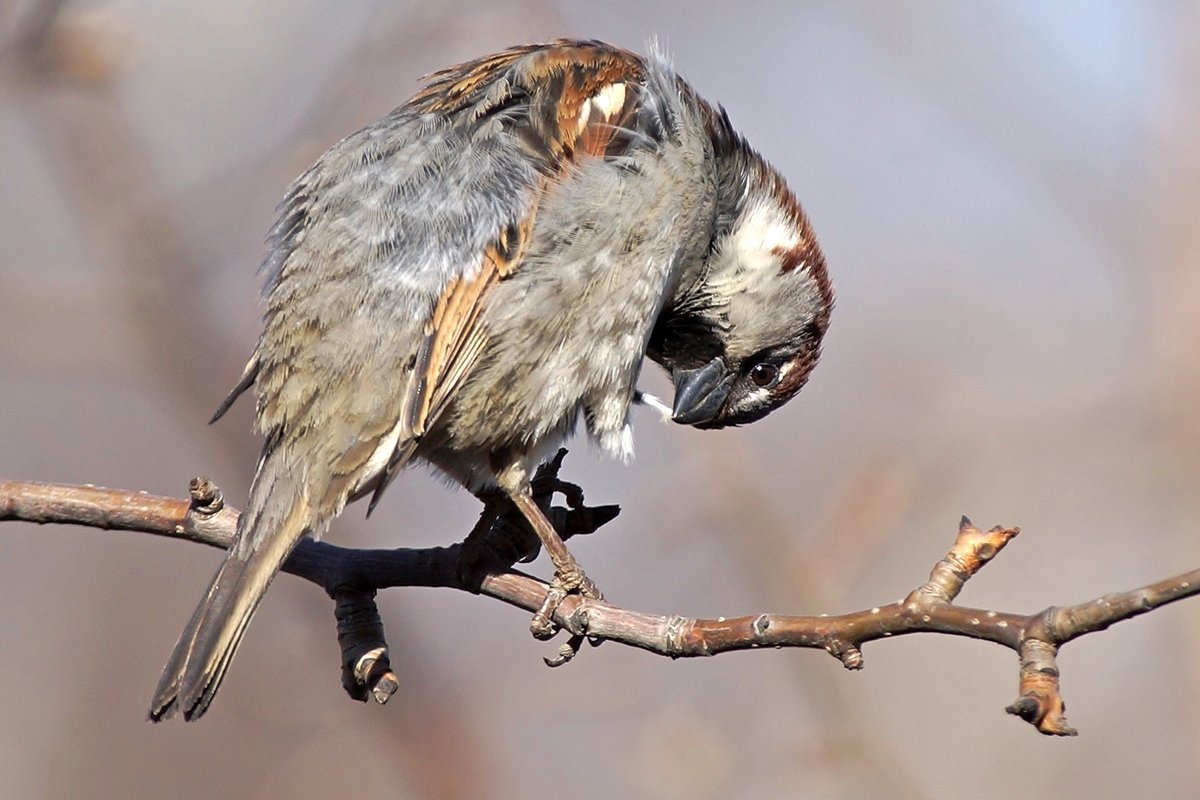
[221,41,676,518]
[364,40,681,510]
[400,40,655,424]
[411,39,662,164]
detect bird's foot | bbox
[530,560,602,640]
[531,560,604,667]
[505,457,609,666]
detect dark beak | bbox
[671,357,733,426]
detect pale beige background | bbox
[2,1,1199,798]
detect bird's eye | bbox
[749,362,779,388]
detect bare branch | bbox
[3,473,1197,735]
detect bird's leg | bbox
[509,487,602,641]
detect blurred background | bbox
[2,1,1198,798]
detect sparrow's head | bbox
[648,110,833,429]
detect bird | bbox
[150,38,833,721]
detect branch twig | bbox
[3,466,1197,735]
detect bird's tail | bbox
[149,486,310,722]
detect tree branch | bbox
[3,464,1196,735]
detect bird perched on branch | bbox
[150,38,833,721]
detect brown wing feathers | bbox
[414,213,534,436]
[365,213,536,514]
[365,45,652,513]
[400,47,648,436]
[214,43,652,446]
[206,45,654,518]
[412,40,647,164]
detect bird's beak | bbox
[671,357,733,426]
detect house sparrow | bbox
[150,38,832,721]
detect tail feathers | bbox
[149,502,308,722]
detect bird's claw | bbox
[544,634,585,667]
